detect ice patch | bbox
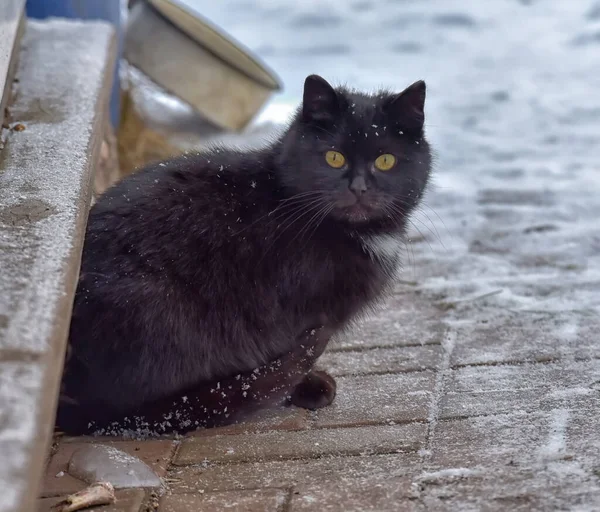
[417,467,481,483]
[538,408,570,461]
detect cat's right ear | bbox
[302,75,339,124]
[384,80,426,133]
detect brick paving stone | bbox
[450,309,600,367]
[567,408,600,461]
[422,404,600,510]
[167,453,422,494]
[160,489,288,512]
[416,467,600,511]
[431,413,554,468]
[175,423,426,465]
[318,345,443,377]
[37,489,145,512]
[312,372,435,428]
[431,414,547,468]
[191,406,308,437]
[334,292,446,351]
[41,440,175,497]
[290,477,417,512]
[440,360,600,419]
[336,317,446,351]
[431,403,600,469]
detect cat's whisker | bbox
[278,191,326,204]
[265,204,326,256]
[418,202,452,242]
[392,200,444,247]
[264,199,322,225]
[409,205,445,248]
[382,204,417,278]
[402,237,417,282]
[388,206,425,278]
[270,197,329,217]
[395,188,449,245]
[304,204,335,250]
[292,202,334,251]
[268,191,331,218]
[233,208,280,236]
[289,210,323,249]
[266,197,326,226]
[299,205,335,252]
[414,204,447,250]
[386,203,438,259]
[234,195,325,236]
[407,219,437,259]
[259,200,328,261]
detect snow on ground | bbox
[180,1,600,506]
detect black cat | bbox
[56,74,432,436]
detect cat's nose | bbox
[349,176,367,196]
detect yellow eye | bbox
[374,153,397,171]
[325,151,346,168]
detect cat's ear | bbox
[384,80,426,132]
[302,75,339,124]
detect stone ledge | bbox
[40,440,175,498]
[0,18,116,512]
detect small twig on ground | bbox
[460,289,504,303]
[397,279,419,286]
[437,289,504,310]
[51,482,115,512]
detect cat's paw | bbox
[289,370,336,410]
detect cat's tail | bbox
[55,322,333,436]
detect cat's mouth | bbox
[333,199,379,223]
[340,204,372,222]
[331,189,386,223]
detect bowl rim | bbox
[148,0,282,90]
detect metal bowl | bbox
[124,0,282,131]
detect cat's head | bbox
[277,75,432,232]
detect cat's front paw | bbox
[289,370,336,410]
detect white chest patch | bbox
[359,233,404,277]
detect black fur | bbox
[56,75,432,435]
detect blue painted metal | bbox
[26,0,123,127]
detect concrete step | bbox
[0,17,116,512]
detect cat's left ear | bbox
[302,74,339,125]
[384,80,426,132]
